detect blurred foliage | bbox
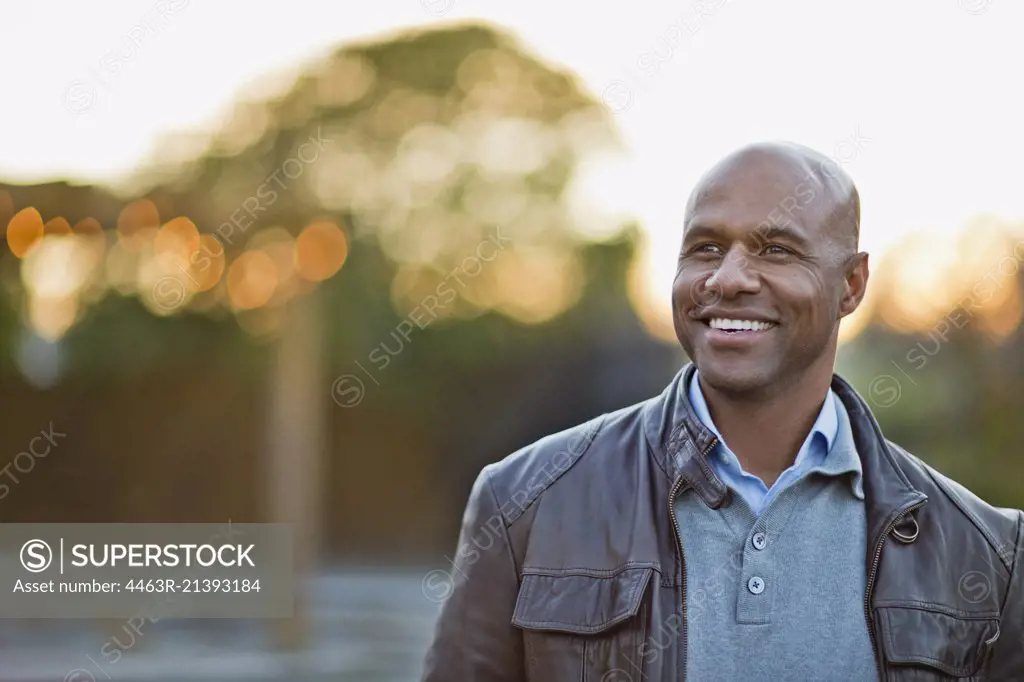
[2,22,622,369]
[0,23,673,557]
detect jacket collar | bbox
[829,372,929,543]
[642,364,927,525]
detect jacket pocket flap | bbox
[512,568,653,635]
[878,606,1000,677]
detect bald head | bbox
[684,142,860,257]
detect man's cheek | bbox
[762,271,821,330]
[671,276,690,310]
[771,267,828,300]
[675,269,714,309]
[671,279,702,332]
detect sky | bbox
[2,0,1023,329]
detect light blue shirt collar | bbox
[687,369,863,513]
[688,370,838,456]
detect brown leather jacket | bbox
[421,365,1024,681]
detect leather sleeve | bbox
[988,509,1024,681]
[421,466,526,682]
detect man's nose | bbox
[705,248,760,299]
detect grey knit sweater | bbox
[675,397,879,681]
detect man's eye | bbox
[762,244,793,256]
[692,243,722,255]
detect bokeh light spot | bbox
[44,217,72,237]
[155,216,201,271]
[72,217,104,236]
[117,199,160,252]
[189,234,226,293]
[227,250,278,310]
[7,207,45,258]
[295,220,348,281]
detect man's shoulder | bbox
[886,439,1023,556]
[480,399,651,524]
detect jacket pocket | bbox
[877,605,1000,680]
[512,567,653,682]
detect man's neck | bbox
[699,369,832,488]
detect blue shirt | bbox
[687,370,852,516]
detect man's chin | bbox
[694,359,775,398]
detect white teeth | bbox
[709,318,774,332]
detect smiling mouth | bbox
[704,318,778,333]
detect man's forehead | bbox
[684,143,853,237]
[689,147,819,207]
[684,171,822,234]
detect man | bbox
[421,142,1024,681]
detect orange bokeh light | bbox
[117,199,160,252]
[7,207,45,258]
[44,217,73,236]
[188,234,227,292]
[226,250,278,310]
[294,220,348,281]
[72,217,104,236]
[71,217,108,262]
[155,216,201,270]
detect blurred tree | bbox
[2,21,634,650]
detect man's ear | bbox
[839,251,869,318]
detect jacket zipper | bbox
[863,500,926,678]
[668,437,717,682]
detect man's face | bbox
[672,152,861,395]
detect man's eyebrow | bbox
[682,222,812,249]
[681,223,722,243]
[753,223,811,249]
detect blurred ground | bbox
[0,568,438,682]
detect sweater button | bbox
[748,576,765,594]
[752,532,767,550]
